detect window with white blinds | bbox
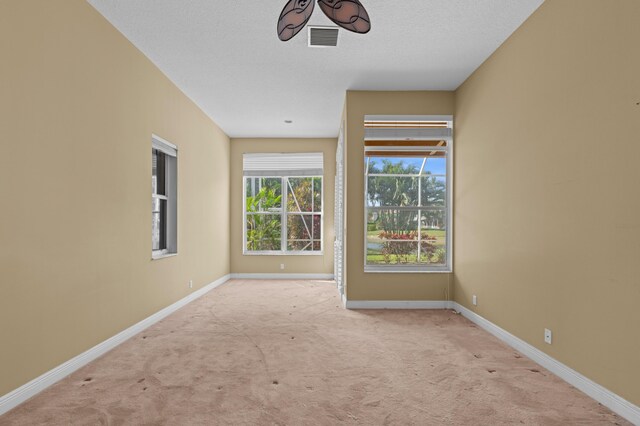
[364,116,453,272]
[243,152,323,177]
[243,153,324,255]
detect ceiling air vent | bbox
[308,26,339,47]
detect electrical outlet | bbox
[189,280,193,289]
[280,264,285,270]
[472,295,477,306]
[544,328,552,344]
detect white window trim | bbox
[243,175,324,256]
[363,116,453,273]
[152,134,177,156]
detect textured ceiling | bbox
[88,0,544,138]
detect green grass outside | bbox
[366,253,445,265]
[367,228,445,238]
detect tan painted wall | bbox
[230,139,336,275]
[0,0,230,396]
[344,91,455,301]
[454,0,640,406]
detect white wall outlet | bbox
[544,328,552,344]
[189,280,193,289]
[472,295,477,306]
[280,264,285,270]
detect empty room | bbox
[1,0,639,424]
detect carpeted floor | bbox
[1,279,629,425]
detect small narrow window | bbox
[152,135,177,259]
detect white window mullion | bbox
[417,165,423,263]
[281,177,287,253]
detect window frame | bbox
[243,175,324,256]
[363,121,453,273]
[152,135,178,260]
[152,149,168,253]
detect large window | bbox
[152,135,177,259]
[364,117,452,272]
[243,153,323,255]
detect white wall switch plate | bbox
[472,295,477,306]
[544,328,552,344]
[280,264,285,270]
[189,280,193,289]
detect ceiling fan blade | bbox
[317,0,371,34]
[277,0,316,41]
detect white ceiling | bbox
[88,0,543,138]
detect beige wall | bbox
[0,0,230,396]
[454,0,640,406]
[230,139,336,275]
[344,91,455,301]
[3,0,638,410]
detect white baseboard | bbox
[230,273,334,280]
[450,302,640,425]
[3,283,636,425]
[0,274,231,417]
[345,299,449,310]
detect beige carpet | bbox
[1,279,629,425]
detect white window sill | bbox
[152,252,178,261]
[243,251,324,256]
[364,267,452,274]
